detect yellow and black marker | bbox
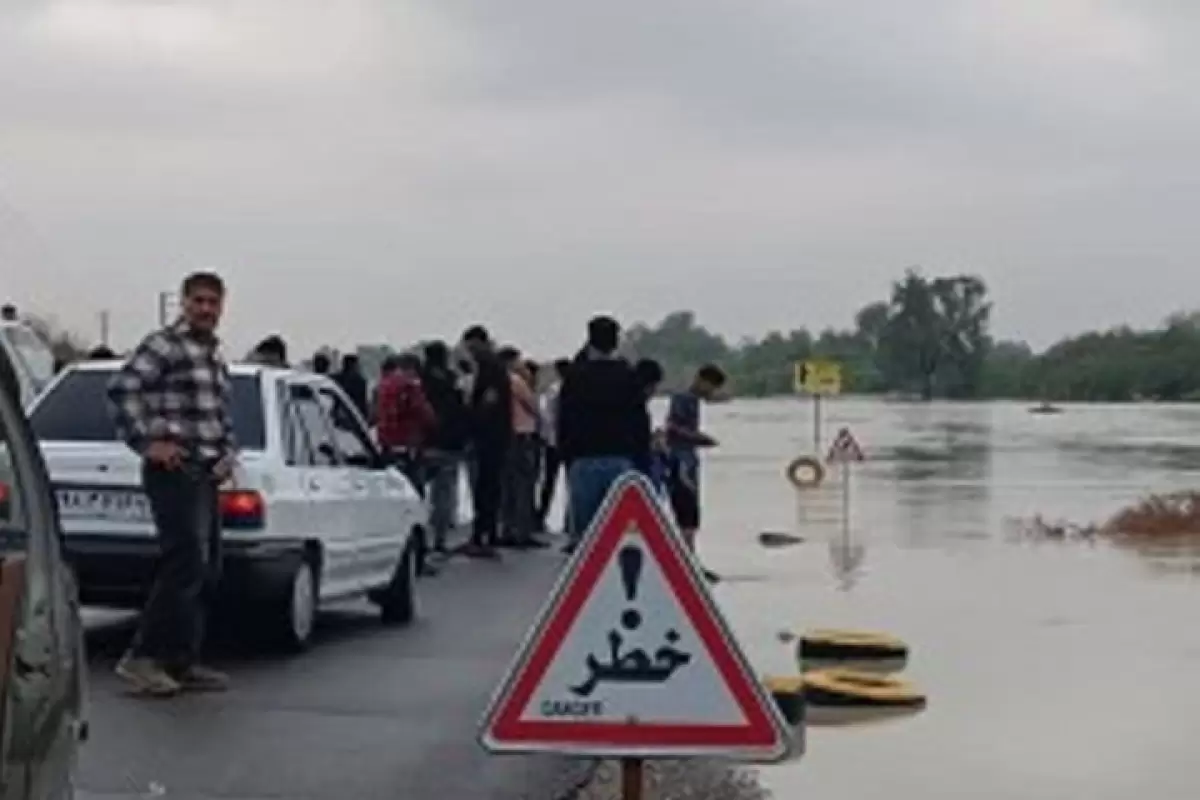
[802,668,926,708]
[797,629,908,663]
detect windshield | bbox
[0,325,55,392]
[29,369,266,450]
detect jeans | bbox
[567,456,633,543]
[501,434,539,543]
[425,449,460,549]
[131,462,221,671]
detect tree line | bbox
[22,268,1200,402]
[624,269,1200,402]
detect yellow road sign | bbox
[794,360,842,395]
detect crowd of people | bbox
[102,271,727,696]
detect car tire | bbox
[377,535,418,626]
[267,555,319,652]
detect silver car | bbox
[0,344,88,799]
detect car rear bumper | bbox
[65,534,308,609]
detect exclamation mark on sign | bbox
[618,545,643,630]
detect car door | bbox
[286,383,362,596]
[315,386,397,589]
[0,346,84,800]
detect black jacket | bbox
[423,366,469,452]
[557,356,648,464]
[469,353,513,446]
[333,370,369,419]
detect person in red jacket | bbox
[375,353,438,573]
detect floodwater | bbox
[697,397,1200,800]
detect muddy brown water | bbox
[691,397,1200,799]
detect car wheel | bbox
[269,556,318,651]
[378,536,418,626]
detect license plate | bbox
[56,487,153,524]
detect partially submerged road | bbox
[76,547,594,800]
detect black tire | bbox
[377,536,418,626]
[264,555,319,652]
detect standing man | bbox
[665,364,727,582]
[246,335,288,367]
[536,358,570,533]
[311,352,331,375]
[557,316,647,553]
[498,348,544,549]
[461,325,511,559]
[421,341,469,555]
[107,271,236,696]
[333,354,369,419]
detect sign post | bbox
[480,473,794,790]
[794,360,842,454]
[826,427,866,586]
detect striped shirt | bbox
[107,320,236,463]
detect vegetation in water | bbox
[1018,492,1200,542]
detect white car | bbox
[26,360,426,650]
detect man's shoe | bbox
[116,655,181,697]
[175,664,230,693]
[561,541,578,555]
[523,537,551,550]
[702,569,722,584]
[419,562,441,577]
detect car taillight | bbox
[0,481,9,517]
[220,490,264,530]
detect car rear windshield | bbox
[29,369,266,450]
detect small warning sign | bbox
[826,427,865,464]
[478,473,793,762]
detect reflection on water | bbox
[694,398,1200,799]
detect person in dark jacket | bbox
[422,341,469,554]
[332,354,369,418]
[462,325,512,559]
[557,315,647,552]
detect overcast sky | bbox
[2,0,1199,357]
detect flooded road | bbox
[697,398,1200,799]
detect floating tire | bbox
[762,675,805,726]
[803,668,926,709]
[797,629,908,664]
[785,456,825,489]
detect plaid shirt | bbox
[107,320,236,463]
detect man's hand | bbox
[211,455,237,485]
[144,440,183,469]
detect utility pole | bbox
[157,291,174,327]
[99,310,110,346]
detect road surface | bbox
[75,546,594,800]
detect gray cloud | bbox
[2,0,1199,356]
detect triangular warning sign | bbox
[826,427,865,464]
[479,473,793,762]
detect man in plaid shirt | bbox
[107,271,237,696]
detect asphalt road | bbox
[75,545,595,800]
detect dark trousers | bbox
[537,445,562,525]
[471,440,507,547]
[501,434,538,543]
[131,463,221,671]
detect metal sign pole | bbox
[841,460,851,546]
[621,758,644,800]
[813,393,822,455]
